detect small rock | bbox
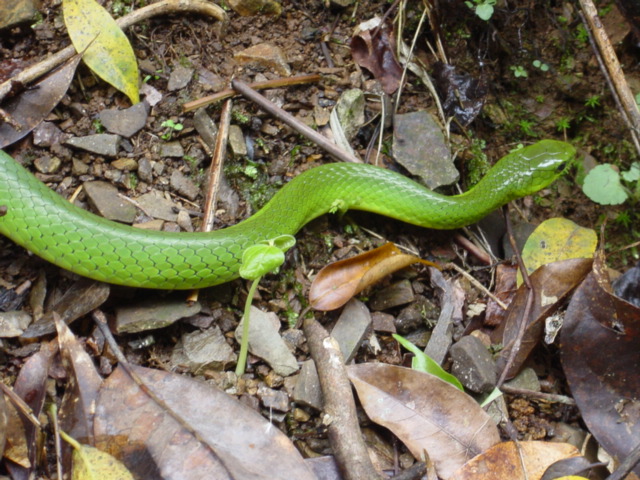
[552,422,588,450]
[193,109,218,150]
[281,328,305,351]
[228,0,281,16]
[371,312,396,333]
[32,121,64,147]
[65,134,121,157]
[167,65,194,91]
[159,141,184,158]
[330,299,371,363]
[404,328,430,348]
[111,158,138,171]
[450,335,497,393]
[263,370,283,388]
[196,68,225,92]
[334,88,365,140]
[293,359,323,410]
[235,306,299,376]
[135,191,179,221]
[234,43,291,76]
[170,170,200,200]
[99,102,149,138]
[504,367,541,392]
[369,279,415,311]
[83,181,136,223]
[0,0,39,29]
[227,125,247,157]
[171,326,237,372]
[0,311,31,337]
[72,158,90,175]
[176,210,193,232]
[133,219,164,230]
[115,297,201,333]
[292,408,310,422]
[137,157,153,183]
[257,386,290,412]
[33,156,61,174]
[140,82,162,107]
[395,295,439,333]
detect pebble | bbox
[111,158,138,171]
[170,326,237,372]
[137,157,153,183]
[32,121,64,147]
[369,279,415,311]
[193,108,218,150]
[293,359,323,410]
[330,299,371,363]
[83,181,136,223]
[33,156,61,174]
[257,386,290,412]
[64,134,121,157]
[227,125,247,157]
[159,141,184,158]
[99,102,149,138]
[135,190,179,221]
[0,311,32,337]
[167,65,194,91]
[234,43,291,76]
[449,335,497,393]
[170,170,200,200]
[115,297,201,333]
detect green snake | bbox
[0,140,574,290]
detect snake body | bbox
[0,140,574,289]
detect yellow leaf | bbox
[63,0,139,104]
[518,218,597,286]
[72,444,134,480]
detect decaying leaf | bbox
[0,53,82,148]
[495,257,593,379]
[350,18,403,94]
[71,443,135,480]
[432,62,487,127]
[309,242,438,311]
[94,364,316,480]
[448,441,580,480]
[560,251,640,476]
[347,363,500,479]
[63,0,139,104]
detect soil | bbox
[1,0,639,478]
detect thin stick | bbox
[182,74,322,112]
[231,79,362,163]
[499,385,576,405]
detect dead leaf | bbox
[449,440,580,480]
[495,258,593,379]
[347,363,500,479]
[484,263,517,327]
[71,443,135,480]
[432,62,487,127]
[309,242,438,311]
[0,53,82,148]
[94,364,316,480]
[350,18,403,94]
[560,252,640,476]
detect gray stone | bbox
[33,156,61,174]
[330,299,371,363]
[0,0,40,29]
[235,306,299,376]
[72,158,89,175]
[137,157,153,183]
[111,158,138,171]
[168,65,194,91]
[234,43,291,76]
[32,122,64,147]
[395,295,439,334]
[369,279,415,311]
[334,88,365,140]
[257,385,290,412]
[171,326,236,372]
[170,170,199,200]
[115,297,201,333]
[293,359,323,410]
[228,125,247,157]
[504,367,541,392]
[176,210,193,232]
[135,190,179,221]
[83,181,136,223]
[193,109,219,150]
[371,311,396,333]
[99,102,149,138]
[450,335,497,393]
[159,141,184,158]
[0,311,31,337]
[65,134,120,157]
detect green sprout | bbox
[160,119,184,140]
[510,65,528,78]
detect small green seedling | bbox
[532,59,549,72]
[393,334,464,391]
[510,65,528,78]
[160,119,183,140]
[585,94,601,108]
[583,162,640,205]
[236,234,296,376]
[464,0,496,21]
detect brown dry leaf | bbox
[560,251,640,476]
[347,363,499,479]
[448,440,580,480]
[94,364,316,480]
[495,258,593,379]
[350,18,403,94]
[309,242,438,311]
[0,53,82,148]
[484,263,517,327]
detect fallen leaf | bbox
[94,364,316,480]
[0,54,82,148]
[71,443,134,480]
[350,18,403,94]
[432,62,487,127]
[448,441,580,480]
[62,0,139,104]
[560,251,640,476]
[347,363,500,479]
[309,242,438,311]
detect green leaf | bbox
[475,3,494,20]
[63,0,139,104]
[582,164,628,205]
[262,234,296,252]
[239,244,285,280]
[621,162,640,182]
[393,334,464,391]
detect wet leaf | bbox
[495,258,592,379]
[560,252,640,476]
[432,62,487,127]
[62,0,139,104]
[350,18,402,94]
[0,54,82,148]
[94,364,315,480]
[347,363,500,479]
[448,441,580,480]
[519,218,597,286]
[309,242,438,311]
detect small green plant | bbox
[464,0,496,21]
[236,235,296,376]
[585,94,601,108]
[160,119,183,140]
[555,117,571,134]
[519,119,537,136]
[583,162,640,205]
[244,165,258,179]
[232,110,250,125]
[92,119,105,133]
[535,95,545,103]
[575,24,589,45]
[532,59,549,72]
[510,65,528,78]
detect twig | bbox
[446,262,508,310]
[182,74,322,112]
[0,0,227,103]
[303,317,384,480]
[0,383,41,428]
[499,385,576,405]
[231,79,362,163]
